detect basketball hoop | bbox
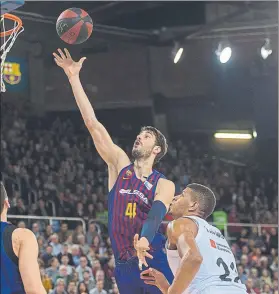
[1,13,24,92]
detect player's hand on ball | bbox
[140,268,170,294]
[53,48,86,78]
[134,234,153,270]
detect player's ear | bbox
[188,200,199,212]
[153,145,161,155]
[4,199,10,209]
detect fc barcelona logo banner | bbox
[3,57,28,92]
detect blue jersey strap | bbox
[140,200,167,244]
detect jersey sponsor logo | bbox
[123,170,132,180]
[144,180,153,190]
[210,239,217,248]
[119,189,148,204]
[209,239,232,254]
[205,226,225,239]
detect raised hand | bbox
[53,48,86,79]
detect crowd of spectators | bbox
[1,102,278,293]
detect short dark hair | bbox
[140,126,168,163]
[1,182,8,214]
[187,183,216,219]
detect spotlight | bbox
[260,38,272,60]
[253,130,257,138]
[216,42,232,64]
[214,132,252,140]
[172,43,184,64]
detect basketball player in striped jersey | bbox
[53,48,175,294]
[138,183,247,294]
[0,183,46,294]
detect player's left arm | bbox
[167,219,203,294]
[134,179,175,267]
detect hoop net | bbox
[1,13,24,92]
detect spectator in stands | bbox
[10,197,28,215]
[41,268,53,293]
[17,221,26,228]
[73,225,84,244]
[57,243,74,265]
[86,222,99,245]
[50,233,63,256]
[95,270,110,292]
[58,222,71,243]
[56,265,72,286]
[76,256,94,282]
[46,257,60,284]
[250,267,261,289]
[60,254,74,275]
[67,281,77,294]
[51,278,68,294]
[83,270,95,292]
[269,228,278,251]
[35,198,52,216]
[90,280,107,294]
[78,234,90,255]
[65,233,74,247]
[32,222,41,238]
[92,260,102,277]
[237,264,248,284]
[44,224,53,241]
[261,269,273,288]
[77,282,89,294]
[71,245,81,267]
[42,245,54,266]
[246,278,260,294]
[270,255,278,272]
[37,236,46,255]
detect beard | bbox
[132,147,152,161]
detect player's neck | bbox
[133,158,153,179]
[0,213,7,222]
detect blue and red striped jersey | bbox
[108,164,166,261]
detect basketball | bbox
[56,8,93,45]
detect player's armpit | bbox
[18,229,46,294]
[168,226,203,294]
[88,121,130,168]
[154,179,175,210]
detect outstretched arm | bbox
[53,48,130,170]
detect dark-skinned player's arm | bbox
[140,218,203,294]
[167,219,203,294]
[134,178,175,269]
[15,228,46,294]
[53,48,130,171]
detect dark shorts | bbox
[114,250,174,294]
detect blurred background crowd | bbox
[1,101,278,294]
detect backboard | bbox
[1,0,24,15]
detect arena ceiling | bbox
[15,1,278,46]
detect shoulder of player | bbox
[156,178,175,192]
[13,228,37,244]
[168,218,198,240]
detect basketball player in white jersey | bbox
[137,183,247,294]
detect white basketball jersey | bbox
[166,216,247,294]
